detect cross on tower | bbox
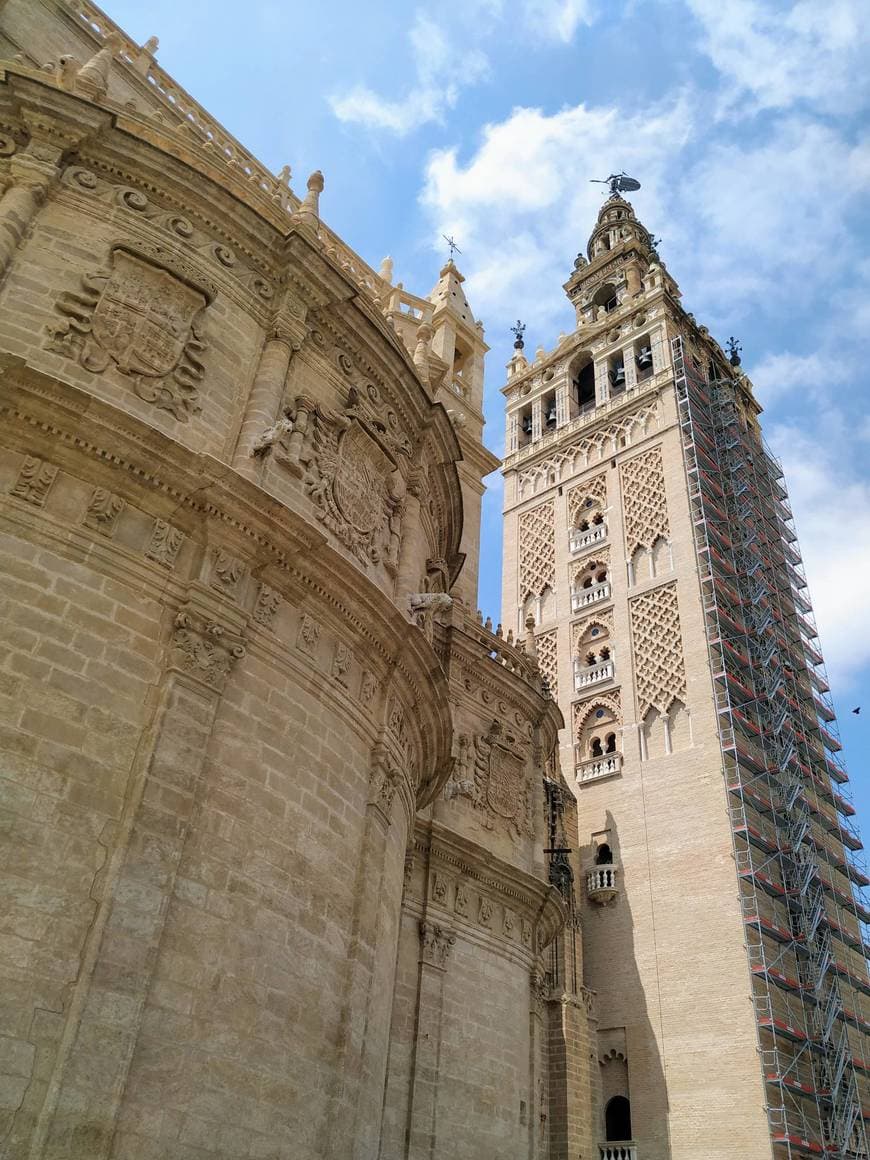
[442,234,462,261]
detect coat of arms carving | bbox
[446,721,534,840]
[297,387,410,569]
[46,242,215,421]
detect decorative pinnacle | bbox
[510,320,526,350]
[726,336,742,367]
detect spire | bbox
[428,258,475,328]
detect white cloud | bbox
[767,424,870,688]
[747,351,849,409]
[523,0,598,41]
[329,15,489,135]
[422,95,694,331]
[685,0,870,115]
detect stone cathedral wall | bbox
[0,4,593,1159]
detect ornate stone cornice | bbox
[411,819,568,955]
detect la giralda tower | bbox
[501,180,869,1160]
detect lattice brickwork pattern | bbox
[571,609,613,653]
[536,629,558,697]
[518,398,659,496]
[620,445,670,555]
[573,691,621,738]
[629,582,687,716]
[519,500,555,599]
[567,473,607,526]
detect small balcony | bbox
[570,523,607,553]
[600,1145,637,1160]
[571,580,611,612]
[587,866,619,905]
[576,752,622,783]
[574,658,614,691]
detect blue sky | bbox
[109,0,869,820]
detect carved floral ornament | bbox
[170,605,246,691]
[445,720,534,842]
[45,240,215,421]
[264,386,411,570]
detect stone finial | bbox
[524,613,538,661]
[276,164,292,187]
[141,36,159,55]
[292,170,324,235]
[534,345,545,362]
[413,322,432,386]
[75,31,123,100]
[379,255,394,283]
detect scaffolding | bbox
[673,335,870,1158]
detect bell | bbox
[637,346,652,369]
[522,415,533,435]
[545,402,557,427]
[610,365,625,387]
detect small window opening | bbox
[574,361,596,412]
[605,1096,631,1142]
[595,843,613,866]
[605,733,617,753]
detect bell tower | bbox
[500,178,869,1159]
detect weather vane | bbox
[510,320,526,350]
[590,172,642,197]
[726,336,742,367]
[443,234,462,261]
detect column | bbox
[0,144,63,280]
[622,342,637,392]
[406,921,456,1158]
[231,308,308,478]
[531,396,543,441]
[555,384,569,427]
[327,744,415,1158]
[396,471,426,598]
[31,582,248,1158]
[595,359,609,405]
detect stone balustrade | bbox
[573,658,614,690]
[570,580,611,612]
[587,866,619,904]
[599,1144,637,1160]
[570,523,607,553]
[576,753,622,783]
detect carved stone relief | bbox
[419,922,455,970]
[296,614,320,657]
[10,455,58,507]
[170,605,246,692]
[45,242,214,421]
[252,583,281,628]
[146,519,183,568]
[208,548,246,601]
[83,487,125,535]
[445,720,534,841]
[276,386,410,569]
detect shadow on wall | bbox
[582,809,672,1158]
